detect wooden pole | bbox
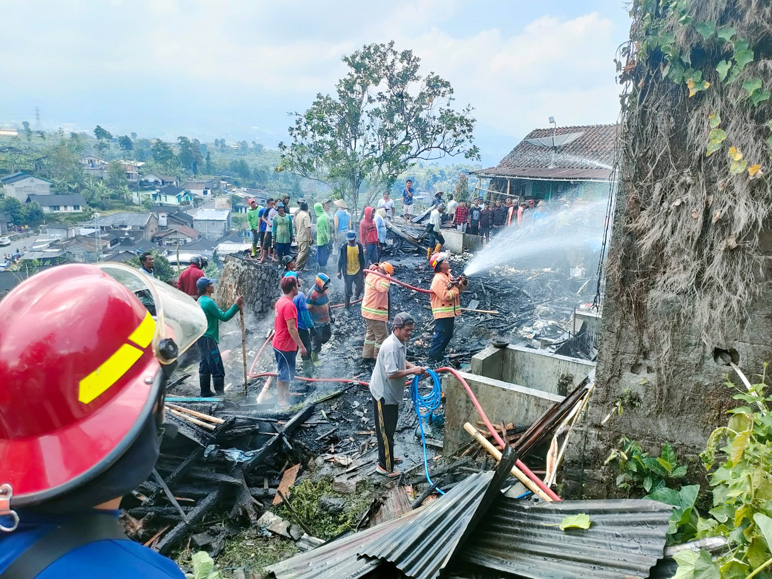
[166,403,225,424]
[463,422,553,502]
[168,408,216,431]
[240,309,248,395]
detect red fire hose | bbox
[363,269,432,294]
[248,330,274,378]
[436,366,560,501]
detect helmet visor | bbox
[96,263,207,364]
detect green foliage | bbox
[606,437,688,495]
[0,196,43,228]
[646,484,701,545]
[673,369,772,577]
[118,135,133,154]
[152,140,178,172]
[94,125,112,141]
[184,551,222,579]
[279,41,479,214]
[274,476,374,540]
[631,1,769,176]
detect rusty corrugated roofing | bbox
[459,497,672,579]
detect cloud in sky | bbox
[0,0,630,165]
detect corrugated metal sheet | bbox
[359,448,519,579]
[359,472,493,578]
[459,498,673,579]
[265,507,422,579]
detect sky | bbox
[0,0,631,167]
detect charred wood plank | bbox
[156,488,222,555]
[164,447,204,488]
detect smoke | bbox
[463,199,608,277]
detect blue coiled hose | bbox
[410,368,445,496]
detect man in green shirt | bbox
[314,202,332,270]
[247,198,261,257]
[196,276,244,397]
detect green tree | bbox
[151,140,177,171]
[94,125,112,142]
[107,160,128,189]
[22,121,32,142]
[205,151,214,175]
[118,135,134,155]
[279,41,479,214]
[177,136,202,175]
[453,172,471,202]
[130,132,137,140]
[22,202,44,228]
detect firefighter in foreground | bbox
[0,263,207,577]
[428,252,467,362]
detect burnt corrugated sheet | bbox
[265,507,422,579]
[358,448,519,579]
[359,472,493,578]
[459,498,673,579]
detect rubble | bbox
[125,249,602,573]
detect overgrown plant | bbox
[675,369,772,578]
[606,437,688,494]
[610,0,772,398]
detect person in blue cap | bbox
[337,230,365,308]
[195,277,244,397]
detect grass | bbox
[274,476,375,541]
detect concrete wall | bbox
[502,345,596,396]
[217,255,282,315]
[443,371,564,454]
[471,344,596,396]
[443,228,484,254]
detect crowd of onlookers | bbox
[240,180,581,270]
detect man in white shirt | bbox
[426,204,445,259]
[445,194,458,224]
[369,312,426,477]
[377,192,395,220]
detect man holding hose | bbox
[369,312,426,477]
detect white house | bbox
[2,173,52,202]
[193,208,231,240]
[80,156,108,179]
[183,180,215,198]
[27,194,87,214]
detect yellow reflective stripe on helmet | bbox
[128,311,155,348]
[78,344,143,404]
[79,313,156,404]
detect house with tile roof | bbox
[473,124,618,203]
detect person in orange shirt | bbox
[360,261,394,363]
[428,253,467,362]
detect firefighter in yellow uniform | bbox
[361,261,394,363]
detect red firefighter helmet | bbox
[0,263,205,509]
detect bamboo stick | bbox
[166,403,225,424]
[461,308,499,314]
[167,408,216,431]
[463,422,553,502]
